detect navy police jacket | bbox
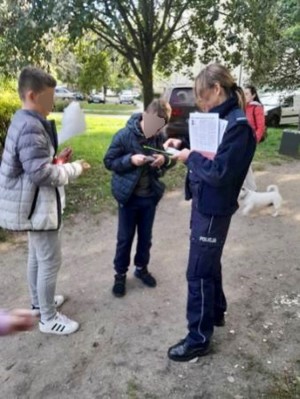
[104,113,171,204]
[185,94,256,216]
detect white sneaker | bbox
[39,312,79,335]
[31,295,65,317]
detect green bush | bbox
[53,99,71,112]
[0,89,20,154]
[0,228,8,242]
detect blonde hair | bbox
[146,99,172,123]
[194,63,246,111]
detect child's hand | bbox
[150,154,165,168]
[131,154,147,166]
[7,309,35,334]
[163,138,182,150]
[76,160,91,172]
[57,147,73,163]
[172,148,191,162]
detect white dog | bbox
[239,185,282,217]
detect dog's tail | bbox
[267,184,279,193]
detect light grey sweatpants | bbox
[27,229,62,322]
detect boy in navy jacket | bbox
[104,99,173,297]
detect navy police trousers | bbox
[186,188,232,347]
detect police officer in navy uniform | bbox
[165,64,256,362]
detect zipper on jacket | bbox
[28,188,40,219]
[56,188,62,230]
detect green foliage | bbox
[263,0,300,89]
[76,47,109,93]
[80,102,136,115]
[0,228,9,242]
[53,99,71,112]
[1,0,243,107]
[0,83,20,153]
[2,0,298,102]
[0,1,52,75]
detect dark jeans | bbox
[114,195,158,275]
[186,185,231,347]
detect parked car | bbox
[54,86,76,100]
[88,92,106,104]
[260,91,300,127]
[260,94,282,127]
[119,90,135,104]
[74,92,85,101]
[132,90,141,99]
[280,92,300,125]
[162,85,197,140]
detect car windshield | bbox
[169,88,195,106]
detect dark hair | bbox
[244,85,261,103]
[146,99,172,123]
[18,67,56,100]
[195,63,246,110]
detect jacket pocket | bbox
[28,188,39,219]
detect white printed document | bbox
[189,112,228,159]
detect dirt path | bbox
[0,162,299,399]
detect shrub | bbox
[53,99,71,112]
[0,228,8,242]
[0,88,20,155]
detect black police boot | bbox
[168,338,210,362]
[214,314,225,327]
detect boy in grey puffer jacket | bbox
[0,67,90,335]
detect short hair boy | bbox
[0,67,90,335]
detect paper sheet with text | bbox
[189,112,228,159]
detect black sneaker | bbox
[214,315,225,327]
[168,338,210,362]
[134,267,157,287]
[112,274,126,297]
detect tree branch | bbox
[153,1,191,55]
[90,26,142,80]
[152,0,174,44]
[113,0,143,53]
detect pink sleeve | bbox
[0,310,10,336]
[254,106,266,142]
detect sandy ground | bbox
[0,162,299,399]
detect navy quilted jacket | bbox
[104,113,171,204]
[185,95,256,216]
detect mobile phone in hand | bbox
[144,156,155,163]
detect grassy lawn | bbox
[252,125,293,169]
[52,113,295,215]
[80,102,137,115]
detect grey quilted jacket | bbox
[0,109,82,231]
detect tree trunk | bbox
[141,65,154,109]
